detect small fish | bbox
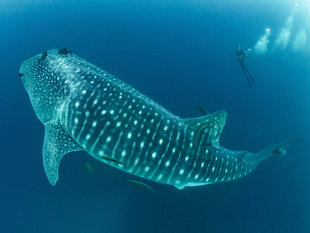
[102,156,123,166]
[272,148,286,155]
[38,51,48,62]
[58,48,73,56]
[128,179,157,193]
[85,162,97,176]
[197,104,209,115]
[271,139,303,156]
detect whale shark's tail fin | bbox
[255,139,302,163]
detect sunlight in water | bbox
[253,28,271,55]
[273,3,298,51]
[292,29,307,52]
[250,3,310,55]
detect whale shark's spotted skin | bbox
[19,49,299,188]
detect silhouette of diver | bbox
[235,46,255,87]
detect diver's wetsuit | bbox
[235,48,255,87]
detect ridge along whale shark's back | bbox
[19,49,301,188]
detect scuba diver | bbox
[235,46,255,87]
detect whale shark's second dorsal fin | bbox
[183,110,227,147]
[43,120,81,185]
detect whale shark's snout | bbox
[19,54,40,73]
[19,54,41,89]
[19,50,66,124]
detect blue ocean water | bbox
[1,0,309,232]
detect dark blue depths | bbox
[0,0,309,233]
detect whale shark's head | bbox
[19,49,71,123]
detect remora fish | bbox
[197,104,209,115]
[85,162,97,176]
[128,179,156,193]
[19,49,301,189]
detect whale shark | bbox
[19,49,300,188]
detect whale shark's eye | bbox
[18,73,24,77]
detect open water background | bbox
[0,1,309,232]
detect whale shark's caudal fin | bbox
[43,120,81,185]
[254,139,302,163]
[183,110,227,147]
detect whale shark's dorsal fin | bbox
[43,120,81,185]
[183,110,227,147]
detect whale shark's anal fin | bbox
[43,120,81,185]
[183,110,227,147]
[255,139,302,163]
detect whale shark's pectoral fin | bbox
[43,120,81,185]
[183,110,227,147]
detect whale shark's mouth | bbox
[18,73,24,77]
